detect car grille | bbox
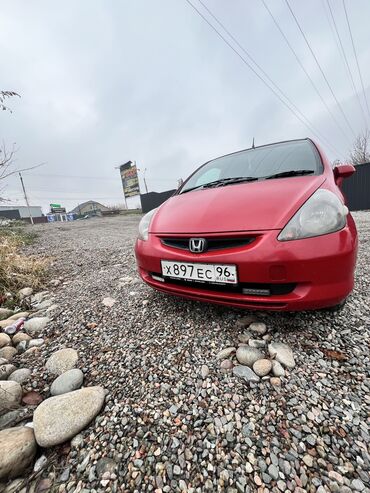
[161,237,255,252]
[151,274,296,296]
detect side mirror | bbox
[333,164,355,186]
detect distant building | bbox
[69,201,110,216]
[0,205,43,220]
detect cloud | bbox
[1,0,369,213]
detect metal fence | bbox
[140,190,177,213]
[342,162,370,211]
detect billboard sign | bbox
[120,162,140,198]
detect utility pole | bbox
[142,168,148,194]
[19,172,34,225]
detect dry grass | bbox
[0,226,48,300]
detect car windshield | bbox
[180,139,322,193]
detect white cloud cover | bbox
[1,0,369,212]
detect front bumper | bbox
[135,221,357,311]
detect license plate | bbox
[161,260,238,284]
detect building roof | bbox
[69,200,108,214]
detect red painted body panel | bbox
[151,175,326,233]
[135,140,358,311]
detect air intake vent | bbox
[161,237,255,252]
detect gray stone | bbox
[0,381,22,414]
[96,458,117,477]
[351,479,365,491]
[268,342,295,368]
[220,359,233,370]
[268,464,279,480]
[0,409,30,430]
[0,308,14,321]
[0,333,11,348]
[16,341,28,354]
[236,346,263,367]
[248,339,266,348]
[23,317,50,336]
[12,332,31,346]
[33,386,105,447]
[216,347,236,360]
[253,359,272,377]
[233,365,260,382]
[248,322,267,335]
[0,346,17,361]
[50,368,84,396]
[45,348,78,375]
[0,358,8,366]
[0,427,37,479]
[271,360,285,377]
[8,368,32,385]
[18,287,33,299]
[0,364,17,380]
[200,365,209,379]
[28,338,44,348]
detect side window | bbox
[195,167,221,187]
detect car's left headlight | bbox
[278,189,348,241]
[138,208,158,241]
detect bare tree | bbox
[349,129,370,165]
[0,91,20,113]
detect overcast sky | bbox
[1,0,370,213]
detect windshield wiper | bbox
[264,169,315,180]
[181,176,258,194]
[203,176,258,188]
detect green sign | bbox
[50,203,61,208]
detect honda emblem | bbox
[189,238,207,253]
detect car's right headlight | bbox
[138,208,158,241]
[278,189,348,241]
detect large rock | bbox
[216,347,236,360]
[0,427,37,479]
[0,333,11,348]
[0,364,17,380]
[8,312,29,321]
[268,342,295,368]
[12,333,31,346]
[0,409,30,430]
[23,317,50,336]
[271,360,285,377]
[50,369,84,396]
[0,358,9,366]
[233,365,260,382]
[0,381,22,414]
[253,359,272,377]
[0,347,17,361]
[28,338,44,348]
[0,308,14,321]
[8,368,31,385]
[18,287,33,299]
[236,346,263,367]
[33,386,105,447]
[249,322,267,335]
[45,348,78,375]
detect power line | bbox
[261,0,358,149]
[260,0,351,152]
[195,0,342,157]
[184,0,344,158]
[324,0,367,127]
[342,0,370,122]
[284,0,356,140]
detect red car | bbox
[135,139,357,311]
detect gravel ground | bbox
[22,212,370,493]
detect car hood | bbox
[150,175,326,233]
